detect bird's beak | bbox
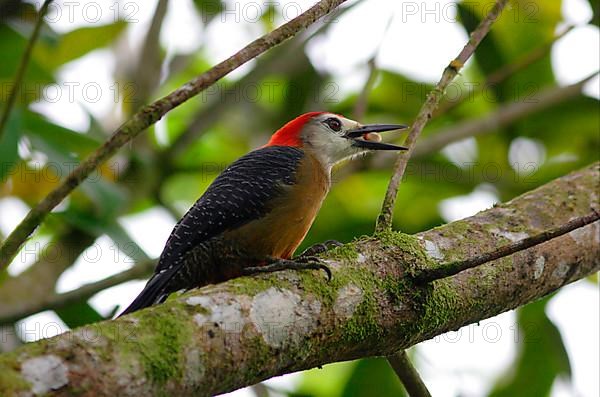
[344,124,409,151]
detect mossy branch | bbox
[0,0,349,271]
[0,163,597,396]
[413,210,599,283]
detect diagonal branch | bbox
[165,2,358,158]
[0,260,155,325]
[0,229,95,319]
[435,24,575,116]
[0,0,53,141]
[413,72,598,157]
[376,0,508,231]
[0,0,349,271]
[0,163,597,396]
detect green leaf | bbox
[33,21,128,70]
[0,107,22,181]
[54,208,150,263]
[0,25,54,103]
[193,0,224,23]
[457,3,508,101]
[589,0,599,26]
[366,70,432,119]
[22,110,101,157]
[458,0,560,107]
[24,122,127,218]
[340,358,406,397]
[103,222,151,263]
[55,301,104,328]
[295,360,356,397]
[490,297,571,397]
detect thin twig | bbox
[250,383,270,397]
[388,350,432,397]
[131,0,169,110]
[0,0,53,141]
[435,25,575,116]
[166,2,357,158]
[0,0,348,271]
[376,0,508,232]
[352,14,393,119]
[0,260,155,325]
[353,57,378,119]
[413,72,598,157]
[487,25,574,85]
[414,210,600,283]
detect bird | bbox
[120,112,407,316]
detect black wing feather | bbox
[119,146,303,315]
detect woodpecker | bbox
[120,112,407,315]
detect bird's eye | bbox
[323,117,342,132]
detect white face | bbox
[300,113,366,169]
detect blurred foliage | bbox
[0,0,598,395]
[490,296,571,397]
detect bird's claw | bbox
[243,258,332,282]
[303,261,332,281]
[297,239,343,260]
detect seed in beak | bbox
[363,132,382,142]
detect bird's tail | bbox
[118,266,178,317]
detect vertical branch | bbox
[376,0,508,232]
[352,15,393,119]
[352,57,378,119]
[350,16,433,397]
[131,0,169,111]
[0,0,53,141]
[388,350,432,397]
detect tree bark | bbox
[0,163,598,397]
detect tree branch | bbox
[165,2,357,158]
[0,260,155,325]
[0,162,597,396]
[414,210,599,283]
[413,72,598,157]
[0,230,95,320]
[435,24,575,116]
[376,0,508,231]
[387,350,432,397]
[0,0,53,141]
[347,19,431,396]
[351,14,392,120]
[130,0,169,111]
[352,57,378,120]
[0,0,349,271]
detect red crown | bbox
[266,112,327,147]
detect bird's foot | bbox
[296,240,343,260]
[243,257,332,281]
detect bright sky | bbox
[2,0,599,396]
